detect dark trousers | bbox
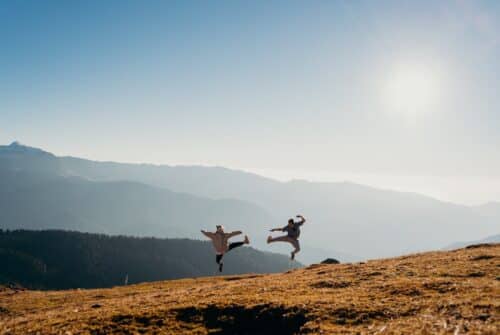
[216,242,245,264]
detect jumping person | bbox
[201,225,250,272]
[267,215,306,260]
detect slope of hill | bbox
[444,234,500,250]
[0,244,497,334]
[0,230,299,290]
[1,142,498,261]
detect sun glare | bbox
[383,64,441,117]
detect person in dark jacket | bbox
[267,215,306,260]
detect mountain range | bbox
[1,141,498,263]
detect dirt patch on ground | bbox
[471,254,495,261]
[223,274,263,281]
[310,280,351,289]
[423,280,458,293]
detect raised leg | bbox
[228,235,249,252]
[268,235,295,244]
[228,241,245,251]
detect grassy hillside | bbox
[0,230,299,290]
[1,244,498,334]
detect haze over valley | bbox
[2,141,498,264]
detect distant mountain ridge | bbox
[0,161,272,244]
[444,234,500,250]
[0,141,54,156]
[1,142,498,262]
[0,142,60,177]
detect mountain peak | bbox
[9,141,22,147]
[0,141,54,157]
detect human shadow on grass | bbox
[175,303,307,335]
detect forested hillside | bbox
[0,230,299,290]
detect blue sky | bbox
[1,0,499,204]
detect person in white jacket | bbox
[201,225,250,272]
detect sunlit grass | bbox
[1,244,498,334]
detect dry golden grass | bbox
[1,244,498,334]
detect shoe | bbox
[219,262,223,273]
[244,235,250,244]
[267,236,272,244]
[291,252,295,261]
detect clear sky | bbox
[1,0,499,205]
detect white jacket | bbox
[202,230,241,254]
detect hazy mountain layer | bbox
[1,142,498,261]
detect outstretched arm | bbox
[296,215,306,225]
[201,230,215,238]
[226,230,242,238]
[269,227,283,232]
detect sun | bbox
[383,63,440,117]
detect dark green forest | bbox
[0,230,298,290]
